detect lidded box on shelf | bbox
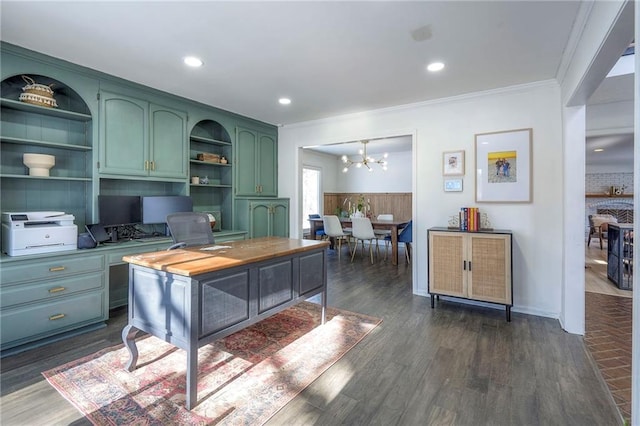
[196,153,220,163]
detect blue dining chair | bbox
[385,220,412,263]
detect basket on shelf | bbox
[196,153,220,163]
[19,75,57,108]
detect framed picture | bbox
[475,128,532,203]
[444,178,463,192]
[442,150,465,176]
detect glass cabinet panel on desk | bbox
[607,223,633,290]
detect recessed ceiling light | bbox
[183,56,203,67]
[594,148,604,152]
[279,98,291,105]
[427,62,445,72]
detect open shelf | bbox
[1,136,92,151]
[0,98,92,121]
[586,193,633,198]
[189,134,231,146]
[0,174,92,181]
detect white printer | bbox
[2,211,78,256]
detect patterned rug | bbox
[43,302,381,425]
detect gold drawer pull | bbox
[49,287,66,293]
[49,313,66,321]
[49,266,66,272]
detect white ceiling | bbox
[0,1,633,164]
[585,72,634,168]
[305,136,413,157]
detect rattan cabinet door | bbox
[428,232,466,297]
[467,233,512,305]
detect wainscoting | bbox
[323,192,411,220]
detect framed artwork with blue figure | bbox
[475,128,532,203]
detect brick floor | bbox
[585,291,632,423]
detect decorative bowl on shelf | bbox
[23,153,55,176]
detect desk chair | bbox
[322,215,352,259]
[166,212,215,250]
[350,217,378,264]
[308,214,326,240]
[385,220,412,263]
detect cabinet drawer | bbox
[1,291,106,347]
[0,254,104,285]
[1,271,105,309]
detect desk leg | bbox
[321,288,326,325]
[391,225,399,266]
[186,347,198,410]
[122,325,140,372]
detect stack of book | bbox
[459,207,481,231]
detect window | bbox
[302,166,321,233]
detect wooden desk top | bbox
[123,237,330,277]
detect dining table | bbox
[309,216,410,265]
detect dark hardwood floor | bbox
[1,246,623,425]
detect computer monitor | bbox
[142,196,193,235]
[98,195,142,241]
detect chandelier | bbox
[341,140,388,172]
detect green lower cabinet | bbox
[0,252,108,352]
[235,198,289,238]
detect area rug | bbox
[43,302,381,425]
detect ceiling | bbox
[0,1,633,164]
[585,72,634,168]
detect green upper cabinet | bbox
[99,92,147,176]
[99,91,187,179]
[149,104,188,178]
[235,126,277,197]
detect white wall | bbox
[302,149,340,193]
[558,0,632,334]
[279,81,563,318]
[632,4,639,423]
[336,150,412,193]
[302,149,412,194]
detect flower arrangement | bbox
[342,194,371,217]
[356,194,366,212]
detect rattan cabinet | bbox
[428,228,513,321]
